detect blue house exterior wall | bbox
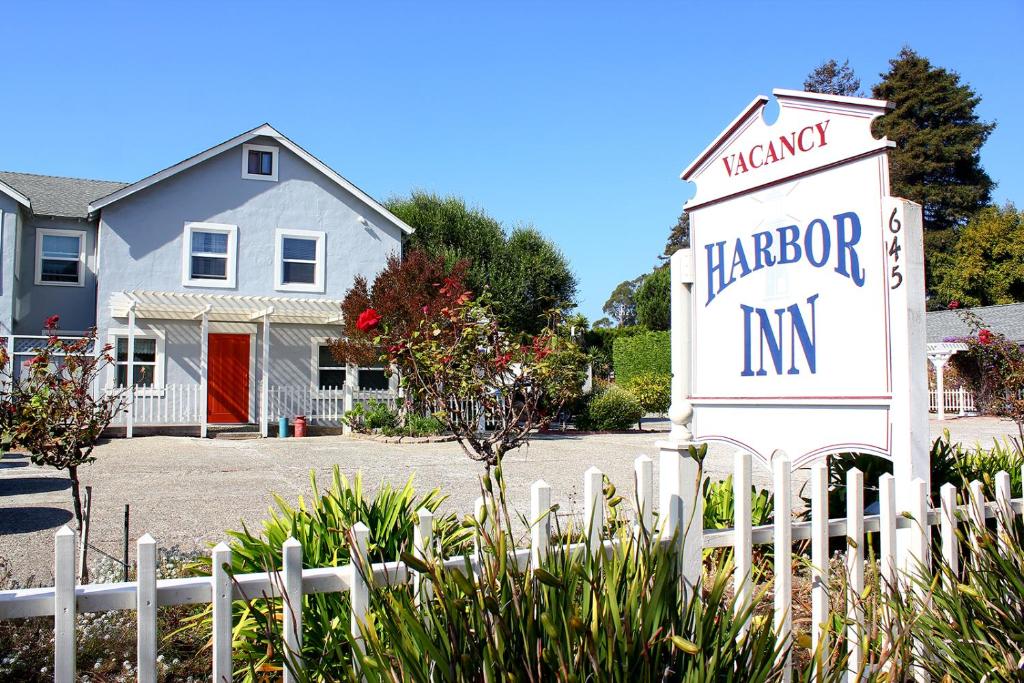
[0,196,20,336]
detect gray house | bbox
[1,124,412,435]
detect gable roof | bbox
[927,302,1024,343]
[0,171,128,219]
[87,124,415,235]
[0,177,32,211]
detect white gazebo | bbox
[926,341,968,421]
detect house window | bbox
[275,229,325,292]
[358,367,390,391]
[182,222,237,288]
[316,344,345,390]
[108,329,165,392]
[35,228,85,286]
[241,143,279,181]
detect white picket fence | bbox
[2,454,1022,682]
[928,386,976,415]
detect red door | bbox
[208,334,249,423]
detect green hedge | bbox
[612,330,670,383]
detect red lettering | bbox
[816,119,830,146]
[749,144,764,168]
[798,126,815,152]
[779,133,796,159]
[765,141,779,164]
[734,153,749,174]
[722,155,734,176]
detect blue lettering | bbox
[834,212,866,286]
[729,238,752,283]
[787,294,818,374]
[803,219,831,268]
[752,230,775,271]
[741,294,819,376]
[705,241,732,305]
[777,225,802,264]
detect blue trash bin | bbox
[278,417,289,438]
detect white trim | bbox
[0,179,31,210]
[86,124,415,235]
[106,326,166,395]
[209,321,257,334]
[182,222,237,289]
[241,143,279,182]
[274,228,325,293]
[34,227,86,287]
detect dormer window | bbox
[241,143,278,181]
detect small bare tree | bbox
[2,317,128,532]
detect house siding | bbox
[0,197,20,336]
[95,134,402,334]
[13,214,99,335]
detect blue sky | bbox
[4,1,1021,323]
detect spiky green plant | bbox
[184,466,472,680]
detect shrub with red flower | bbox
[978,328,993,345]
[355,308,382,333]
[947,300,961,310]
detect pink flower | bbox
[355,308,381,333]
[947,300,960,310]
[979,329,993,345]
[44,315,60,330]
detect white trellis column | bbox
[659,247,702,594]
[260,309,273,437]
[342,363,355,435]
[126,302,137,438]
[198,306,211,438]
[928,351,953,421]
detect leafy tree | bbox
[592,317,613,329]
[804,58,862,96]
[932,203,1024,308]
[635,267,671,331]
[872,48,995,242]
[331,250,470,367]
[662,210,690,259]
[490,227,578,335]
[602,277,642,327]
[387,192,577,335]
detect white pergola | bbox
[110,290,345,437]
[926,341,968,421]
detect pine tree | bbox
[804,59,862,96]
[872,47,995,236]
[662,210,690,258]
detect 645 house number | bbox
[887,208,903,290]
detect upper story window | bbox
[182,222,237,289]
[35,228,86,287]
[275,229,325,293]
[241,143,279,181]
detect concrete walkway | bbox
[0,416,1017,583]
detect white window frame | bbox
[275,229,325,293]
[106,327,166,396]
[311,337,346,395]
[241,143,279,182]
[35,228,86,287]
[182,222,238,289]
[356,366,390,392]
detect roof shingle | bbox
[0,171,128,219]
[927,302,1024,343]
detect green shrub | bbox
[703,475,774,530]
[634,266,671,331]
[574,385,643,431]
[354,472,789,682]
[343,400,400,434]
[622,372,671,417]
[612,330,670,383]
[401,413,446,437]
[186,466,472,680]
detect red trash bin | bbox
[294,415,307,438]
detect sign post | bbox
[668,89,929,582]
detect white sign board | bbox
[679,89,928,485]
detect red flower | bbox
[355,308,381,333]
[979,329,993,345]
[44,315,59,330]
[947,300,960,310]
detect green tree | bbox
[387,192,577,335]
[804,58,862,96]
[932,204,1024,307]
[662,210,690,258]
[602,277,642,327]
[872,48,995,240]
[635,267,670,331]
[490,227,578,335]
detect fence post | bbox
[958,386,966,416]
[846,467,865,680]
[634,455,653,538]
[908,478,930,683]
[810,461,829,666]
[657,440,702,596]
[995,470,1011,555]
[137,533,157,683]
[530,480,551,567]
[54,525,76,683]
[342,364,355,435]
[350,522,370,677]
[413,510,434,607]
[211,543,233,683]
[584,467,604,556]
[282,537,303,683]
[772,451,792,682]
[878,474,897,593]
[939,483,959,590]
[968,479,985,565]
[734,450,752,636]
